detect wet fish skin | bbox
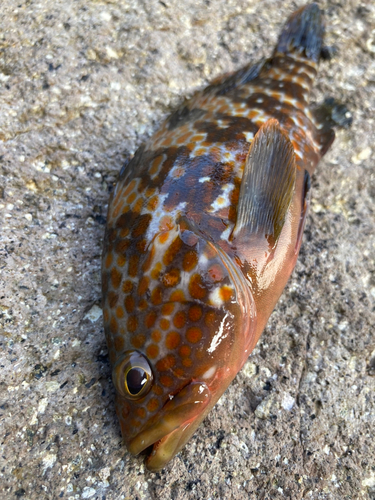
[102,3,336,471]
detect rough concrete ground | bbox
[0,0,374,499]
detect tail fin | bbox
[274,3,324,62]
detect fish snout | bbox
[127,381,212,470]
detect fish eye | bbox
[113,350,153,400]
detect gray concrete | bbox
[1,0,374,498]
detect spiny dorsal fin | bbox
[232,119,296,244]
[204,59,265,97]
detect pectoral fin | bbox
[232,119,296,245]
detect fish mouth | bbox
[127,381,212,471]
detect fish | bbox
[102,3,344,471]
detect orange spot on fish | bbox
[191,134,205,142]
[160,136,173,148]
[147,398,159,412]
[163,237,183,266]
[109,316,118,334]
[151,286,163,305]
[122,280,133,294]
[145,311,157,329]
[177,132,193,144]
[170,289,185,302]
[133,198,143,214]
[127,315,138,333]
[123,179,136,197]
[182,358,192,367]
[195,147,207,156]
[156,354,176,372]
[160,318,170,330]
[162,268,180,287]
[116,239,130,255]
[161,303,175,316]
[131,334,146,348]
[110,267,122,289]
[183,250,198,272]
[137,408,146,419]
[188,304,203,322]
[136,238,147,254]
[152,385,163,396]
[220,285,233,302]
[132,214,152,238]
[174,367,185,377]
[118,227,129,239]
[107,291,118,309]
[151,262,162,280]
[179,345,191,357]
[159,215,174,232]
[127,192,137,204]
[146,344,159,359]
[117,254,126,267]
[147,195,159,211]
[160,375,173,387]
[138,276,149,296]
[165,331,180,349]
[158,232,169,244]
[105,252,113,269]
[128,254,139,277]
[124,295,135,313]
[114,336,124,351]
[151,330,162,342]
[189,274,207,300]
[173,310,186,329]
[149,155,164,176]
[139,299,148,310]
[186,326,202,344]
[115,306,124,319]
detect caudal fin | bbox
[274,3,324,62]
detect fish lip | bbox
[126,381,212,468]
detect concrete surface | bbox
[1,0,374,499]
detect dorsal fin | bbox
[231,119,296,244]
[203,59,265,97]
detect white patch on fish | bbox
[209,183,234,213]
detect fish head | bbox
[105,222,256,470]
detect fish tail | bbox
[274,3,323,63]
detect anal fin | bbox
[231,119,296,245]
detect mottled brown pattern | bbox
[102,3,338,471]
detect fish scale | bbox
[102,3,342,471]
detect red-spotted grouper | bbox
[102,3,346,471]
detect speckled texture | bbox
[0,1,374,499]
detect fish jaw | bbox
[127,381,212,471]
